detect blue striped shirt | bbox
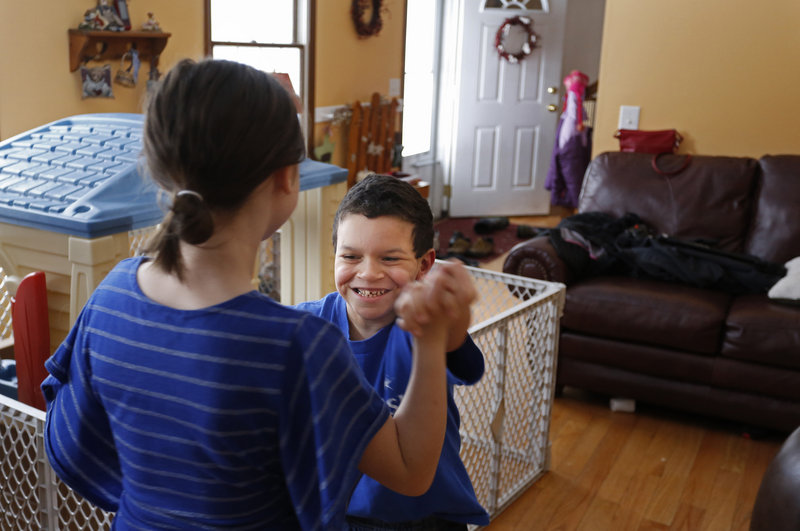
[42,256,389,530]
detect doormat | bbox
[433,217,547,264]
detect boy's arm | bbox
[445,298,472,352]
[447,334,485,385]
[359,263,474,495]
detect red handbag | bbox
[614,129,683,154]
[651,152,692,176]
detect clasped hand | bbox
[394,260,477,341]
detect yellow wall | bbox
[0,1,204,140]
[594,0,800,157]
[315,0,405,106]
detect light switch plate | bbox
[389,78,401,97]
[618,105,640,129]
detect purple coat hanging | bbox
[545,70,592,208]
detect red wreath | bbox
[495,16,537,64]
[352,0,383,38]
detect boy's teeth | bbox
[356,289,387,297]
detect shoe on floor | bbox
[517,224,544,239]
[448,230,467,246]
[447,231,471,255]
[466,236,494,258]
[474,217,509,234]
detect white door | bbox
[447,0,567,217]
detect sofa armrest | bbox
[502,236,572,284]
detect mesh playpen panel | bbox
[0,259,563,529]
[0,396,114,530]
[457,267,564,523]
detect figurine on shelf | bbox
[97,0,124,28]
[78,9,101,30]
[141,12,161,32]
[77,0,125,31]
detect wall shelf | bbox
[68,29,170,73]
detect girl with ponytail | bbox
[41,58,475,530]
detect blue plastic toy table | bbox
[0,113,346,238]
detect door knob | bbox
[546,104,558,112]
[547,86,558,94]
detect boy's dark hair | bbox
[143,58,305,279]
[332,174,434,258]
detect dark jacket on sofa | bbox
[548,211,786,294]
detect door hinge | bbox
[442,184,452,197]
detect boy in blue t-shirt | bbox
[296,174,490,530]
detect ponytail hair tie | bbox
[176,190,203,202]
[169,188,214,245]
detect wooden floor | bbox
[475,210,785,531]
[482,388,783,531]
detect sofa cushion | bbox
[745,155,800,264]
[721,294,800,370]
[557,357,800,431]
[712,357,800,402]
[562,276,732,354]
[580,152,758,253]
[559,333,714,385]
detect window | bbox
[401,0,440,159]
[206,0,312,139]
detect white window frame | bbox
[205,0,314,152]
[401,0,443,166]
[401,0,445,216]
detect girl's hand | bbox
[395,260,476,338]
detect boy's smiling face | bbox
[334,214,434,340]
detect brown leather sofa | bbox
[503,152,800,432]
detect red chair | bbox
[12,271,50,410]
